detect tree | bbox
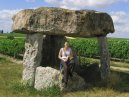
[1,30,3,34]
[0,30,3,34]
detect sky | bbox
[0,0,129,38]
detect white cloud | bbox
[44,0,128,9]
[0,9,21,32]
[0,10,19,20]
[60,5,78,10]
[108,11,129,38]
[25,0,36,2]
[44,0,61,4]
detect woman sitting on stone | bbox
[58,42,74,87]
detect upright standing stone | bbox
[23,33,44,86]
[98,36,110,79]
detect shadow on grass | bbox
[95,71,129,93]
[61,71,129,97]
[75,70,129,93]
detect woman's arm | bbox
[58,48,63,60]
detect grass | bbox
[80,57,129,69]
[0,56,61,97]
[8,83,61,97]
[0,57,23,97]
[0,56,129,97]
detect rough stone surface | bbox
[12,7,114,37]
[98,36,110,79]
[34,66,86,91]
[74,63,101,82]
[23,33,44,86]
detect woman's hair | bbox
[64,42,69,46]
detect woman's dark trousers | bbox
[61,60,74,85]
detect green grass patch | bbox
[8,82,61,97]
[79,57,129,69]
[0,33,25,38]
[0,57,7,64]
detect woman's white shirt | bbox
[61,47,71,59]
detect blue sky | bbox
[0,0,129,38]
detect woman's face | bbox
[64,42,69,48]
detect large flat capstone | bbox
[12,7,114,37]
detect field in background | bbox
[68,37,129,61]
[0,33,25,38]
[0,33,129,62]
[0,38,24,58]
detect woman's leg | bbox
[61,60,68,85]
[69,59,75,77]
